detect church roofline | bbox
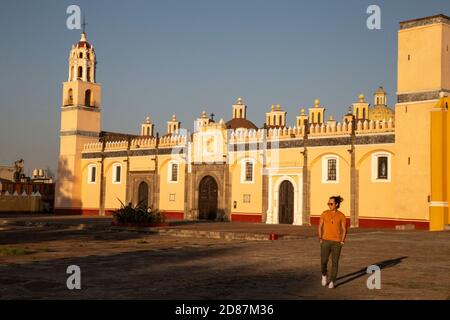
[399,14,450,29]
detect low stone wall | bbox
[0,193,42,213]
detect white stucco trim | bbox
[371,152,392,182]
[112,163,122,184]
[266,171,303,226]
[87,163,97,184]
[240,158,255,184]
[429,201,448,207]
[321,155,339,184]
[167,160,179,183]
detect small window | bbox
[112,163,122,183]
[372,153,391,182]
[171,163,178,182]
[327,158,337,181]
[78,66,82,79]
[243,194,251,203]
[85,89,91,107]
[241,159,255,183]
[377,156,388,179]
[87,67,91,82]
[79,52,83,59]
[245,161,253,182]
[68,88,73,105]
[318,113,321,124]
[322,156,339,183]
[88,164,96,183]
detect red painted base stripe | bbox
[162,211,184,220]
[231,213,262,223]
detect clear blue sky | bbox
[0,0,449,176]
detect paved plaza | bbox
[0,215,449,300]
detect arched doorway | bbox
[198,176,218,220]
[138,181,148,208]
[278,180,294,224]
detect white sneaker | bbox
[328,281,335,289]
[321,275,327,286]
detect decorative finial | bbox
[276,104,281,111]
[314,99,320,107]
[271,104,275,111]
[201,111,207,118]
[236,97,243,105]
[301,108,305,115]
[145,116,150,123]
[172,114,177,121]
[359,94,365,103]
[329,115,334,121]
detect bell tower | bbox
[394,14,450,230]
[55,32,102,214]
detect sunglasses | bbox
[327,203,335,206]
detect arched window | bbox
[146,127,150,136]
[311,113,315,124]
[77,66,82,79]
[68,88,73,105]
[85,90,91,107]
[86,52,90,60]
[273,115,276,125]
[318,113,321,124]
[239,109,242,118]
[87,67,91,82]
[363,108,366,119]
[79,52,83,59]
[279,115,282,126]
[70,66,74,80]
[355,108,359,119]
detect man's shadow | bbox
[335,256,408,288]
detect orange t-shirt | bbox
[320,210,346,242]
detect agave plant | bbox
[113,199,166,224]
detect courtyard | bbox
[0,215,448,300]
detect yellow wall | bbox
[308,146,350,217]
[158,153,185,212]
[398,23,444,93]
[394,101,433,221]
[356,146,395,219]
[229,151,263,214]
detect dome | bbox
[225,118,258,130]
[75,32,92,49]
[368,105,395,122]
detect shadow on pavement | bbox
[335,256,408,288]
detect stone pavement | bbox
[0,215,449,299]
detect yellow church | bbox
[55,14,450,231]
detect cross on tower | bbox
[81,15,88,33]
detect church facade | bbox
[55,14,450,231]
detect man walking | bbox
[318,196,347,289]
